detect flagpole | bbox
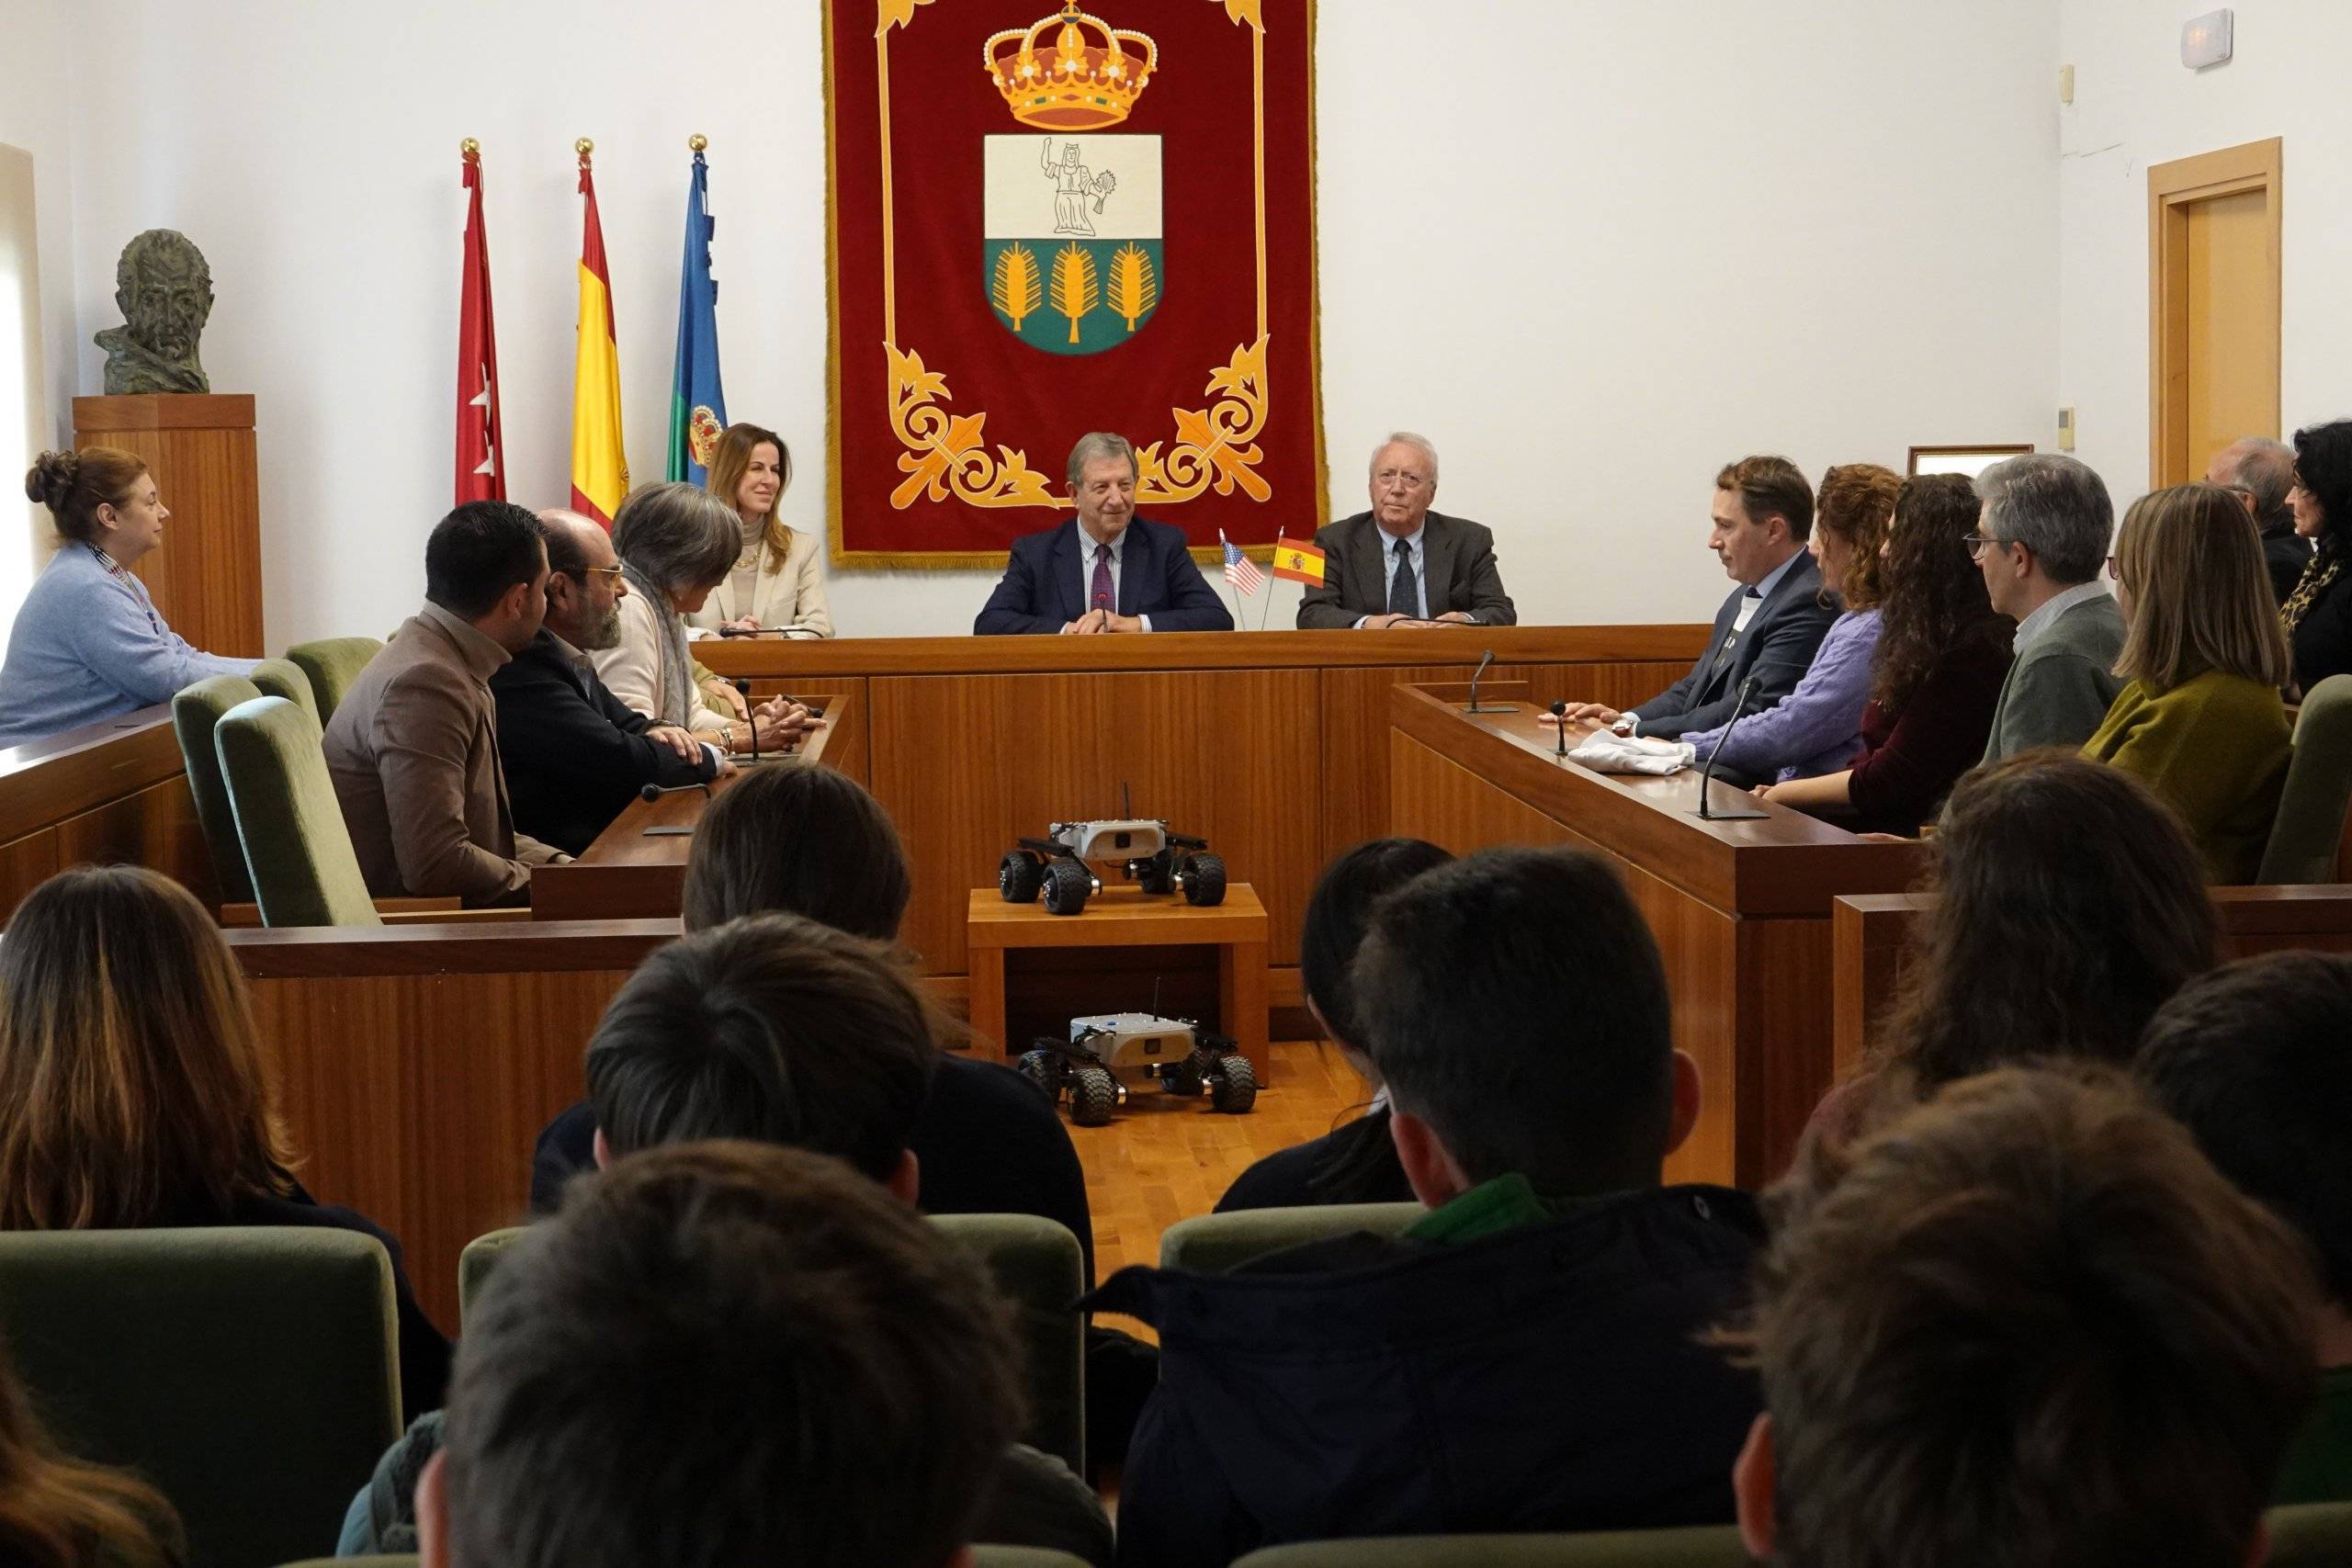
[1261,530,1282,633]
[1217,532,1243,627]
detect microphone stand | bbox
[1691,675,1770,820]
[1463,649,1519,714]
[733,679,762,764]
[1549,700,1570,760]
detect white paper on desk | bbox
[1566,734,1691,776]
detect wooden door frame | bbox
[2148,137,2282,487]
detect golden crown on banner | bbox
[983,2,1159,131]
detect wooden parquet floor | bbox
[1072,1040,1374,1289]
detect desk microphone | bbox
[1549,700,1569,759]
[1463,649,1520,714]
[716,625,792,637]
[732,679,762,763]
[639,781,713,802]
[1694,675,1763,821]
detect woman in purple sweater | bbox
[1678,464,1900,783]
[1760,474,2015,835]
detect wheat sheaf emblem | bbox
[990,243,1043,333]
[1050,241,1101,344]
[1107,243,1157,332]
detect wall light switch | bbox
[2059,63,2075,104]
[2056,406,2076,452]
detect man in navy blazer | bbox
[973,433,1234,636]
[1554,456,1838,740]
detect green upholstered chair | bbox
[171,673,265,903]
[284,636,384,727]
[0,1227,401,1568]
[251,655,322,727]
[1158,1201,1424,1275]
[2261,674,2352,884]
[1231,1528,1748,1567]
[2272,1501,2352,1566]
[461,1212,1088,1474]
[213,694,381,926]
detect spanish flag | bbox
[1270,534,1327,586]
[571,141,628,527]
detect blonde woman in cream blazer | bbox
[688,422,835,639]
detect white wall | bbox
[0,0,81,642]
[56,0,2063,646]
[2057,0,2352,499]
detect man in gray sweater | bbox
[1972,455,2126,762]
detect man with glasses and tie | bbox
[1555,456,1835,739]
[490,510,730,856]
[974,432,1235,636]
[1295,433,1518,629]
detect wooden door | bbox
[2149,139,2281,486]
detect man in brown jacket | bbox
[326,500,567,907]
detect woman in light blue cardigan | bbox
[1678,463,1899,782]
[0,447,257,750]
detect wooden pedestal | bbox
[73,394,264,656]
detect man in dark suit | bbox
[492,510,729,856]
[973,433,1234,636]
[1296,434,1516,627]
[1555,456,1838,741]
[2207,435,2312,604]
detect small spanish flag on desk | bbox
[1270,534,1327,586]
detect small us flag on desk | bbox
[1220,531,1265,595]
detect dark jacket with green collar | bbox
[1090,1177,1763,1568]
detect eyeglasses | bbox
[1962,533,2007,559]
[569,565,626,583]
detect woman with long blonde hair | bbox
[692,423,834,638]
[0,1337,183,1568]
[2084,482,2293,883]
[0,866,449,1420]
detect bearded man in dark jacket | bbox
[1093,847,1762,1567]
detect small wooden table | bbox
[966,883,1271,1079]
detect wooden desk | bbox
[1831,886,2352,1079]
[697,626,1709,1012]
[1384,683,1927,1188]
[528,691,859,921]
[230,919,680,1330]
[967,884,1271,1077]
[0,706,213,922]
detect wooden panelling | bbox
[873,668,1323,976]
[0,709,216,921]
[74,395,265,657]
[232,920,678,1330]
[1832,885,2352,1073]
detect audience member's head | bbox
[425,1142,1022,1568]
[1872,472,2007,715]
[1300,838,1454,1066]
[1354,847,1698,1203]
[2290,418,2352,550]
[22,447,153,551]
[0,1333,184,1568]
[1871,753,2213,1101]
[681,761,910,941]
[1807,463,1899,610]
[2207,436,2298,534]
[2140,951,2352,1334]
[532,508,627,653]
[424,500,549,650]
[1734,1066,2316,1568]
[2111,482,2292,696]
[0,866,294,1229]
[609,480,741,615]
[1972,452,2113,617]
[1366,433,1442,539]
[584,914,936,1196]
[1710,456,1814,585]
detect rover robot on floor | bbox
[1019,1012,1258,1126]
[999,814,1227,917]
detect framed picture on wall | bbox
[1907,444,2034,479]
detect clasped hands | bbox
[1059,608,1148,635]
[1361,611,1477,629]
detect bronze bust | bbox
[96,230,214,394]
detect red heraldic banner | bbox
[826,0,1324,566]
[455,142,506,504]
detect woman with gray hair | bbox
[592,482,812,753]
